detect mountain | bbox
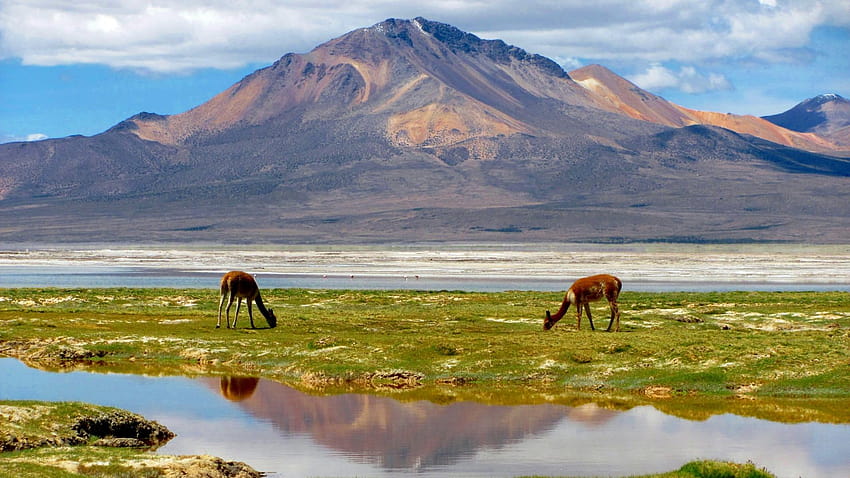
[1,17,849,244]
[762,94,850,147]
[125,18,598,149]
[570,65,843,154]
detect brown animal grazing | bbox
[217,271,277,329]
[544,274,622,332]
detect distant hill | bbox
[1,18,849,244]
[570,64,842,154]
[763,94,850,147]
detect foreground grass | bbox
[1,288,849,420]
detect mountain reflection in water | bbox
[202,376,604,470]
[3,359,849,478]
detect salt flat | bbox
[2,244,850,287]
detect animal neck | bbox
[255,294,272,319]
[549,291,573,321]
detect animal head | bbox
[543,310,554,330]
[267,308,277,328]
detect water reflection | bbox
[2,359,849,478]
[202,376,603,470]
[219,377,259,401]
[190,376,850,477]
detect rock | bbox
[73,410,175,447]
[91,437,148,447]
[158,455,263,478]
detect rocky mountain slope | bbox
[1,17,849,244]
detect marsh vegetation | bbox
[2,288,848,407]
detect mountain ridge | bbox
[569,64,844,154]
[1,17,849,244]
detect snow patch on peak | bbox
[412,18,426,34]
[812,93,845,104]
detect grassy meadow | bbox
[2,286,848,477]
[2,287,848,412]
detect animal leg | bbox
[611,301,621,332]
[217,293,227,328]
[232,298,243,328]
[576,304,583,330]
[224,296,235,329]
[585,304,595,331]
[247,300,255,329]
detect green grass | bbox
[1,288,849,421]
[520,460,776,478]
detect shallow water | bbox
[2,359,849,477]
[7,265,849,291]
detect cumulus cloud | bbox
[0,0,847,74]
[0,0,369,72]
[629,64,732,94]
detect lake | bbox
[2,359,848,478]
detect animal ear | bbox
[546,310,551,319]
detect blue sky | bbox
[1,0,848,143]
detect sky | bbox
[1,0,849,143]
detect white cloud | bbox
[628,64,679,90]
[628,64,732,94]
[1,133,48,144]
[0,0,372,72]
[0,0,848,73]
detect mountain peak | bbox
[763,93,850,137]
[812,93,846,104]
[363,17,568,79]
[123,17,588,149]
